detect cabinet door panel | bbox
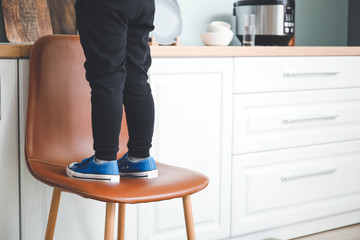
[232,141,360,237]
[233,88,360,154]
[0,60,19,240]
[138,58,232,240]
[234,56,360,93]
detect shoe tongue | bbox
[79,156,94,165]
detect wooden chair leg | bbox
[182,195,196,240]
[117,203,126,240]
[45,188,62,240]
[104,202,116,240]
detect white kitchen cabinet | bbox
[138,58,233,240]
[19,59,51,240]
[17,54,360,240]
[0,59,19,240]
[232,141,360,239]
[18,59,137,240]
[231,56,360,240]
[234,56,360,93]
[18,57,232,240]
[233,88,360,154]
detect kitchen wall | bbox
[348,0,360,46]
[0,0,352,46]
[295,0,349,46]
[176,0,240,46]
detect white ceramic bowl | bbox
[206,24,233,33]
[210,21,231,29]
[200,31,234,46]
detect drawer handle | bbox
[283,71,340,77]
[281,167,338,181]
[282,115,339,124]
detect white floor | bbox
[292,224,360,240]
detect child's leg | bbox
[75,0,129,160]
[123,0,156,159]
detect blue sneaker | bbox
[66,155,120,182]
[117,153,158,179]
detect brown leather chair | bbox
[26,35,209,240]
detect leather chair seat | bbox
[28,159,208,203]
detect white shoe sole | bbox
[119,169,158,179]
[66,164,120,183]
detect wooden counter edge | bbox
[1,44,360,58]
[0,44,32,58]
[150,46,360,57]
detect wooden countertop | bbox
[152,46,360,57]
[0,44,32,58]
[1,44,360,58]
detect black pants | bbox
[75,0,155,160]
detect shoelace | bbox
[74,156,94,167]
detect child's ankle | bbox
[129,156,146,162]
[95,158,116,164]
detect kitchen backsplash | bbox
[0,0,356,46]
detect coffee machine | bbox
[234,0,295,46]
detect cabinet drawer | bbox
[234,56,360,93]
[231,141,360,236]
[233,88,360,154]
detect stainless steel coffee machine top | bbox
[234,0,295,46]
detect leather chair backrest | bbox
[26,35,128,166]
